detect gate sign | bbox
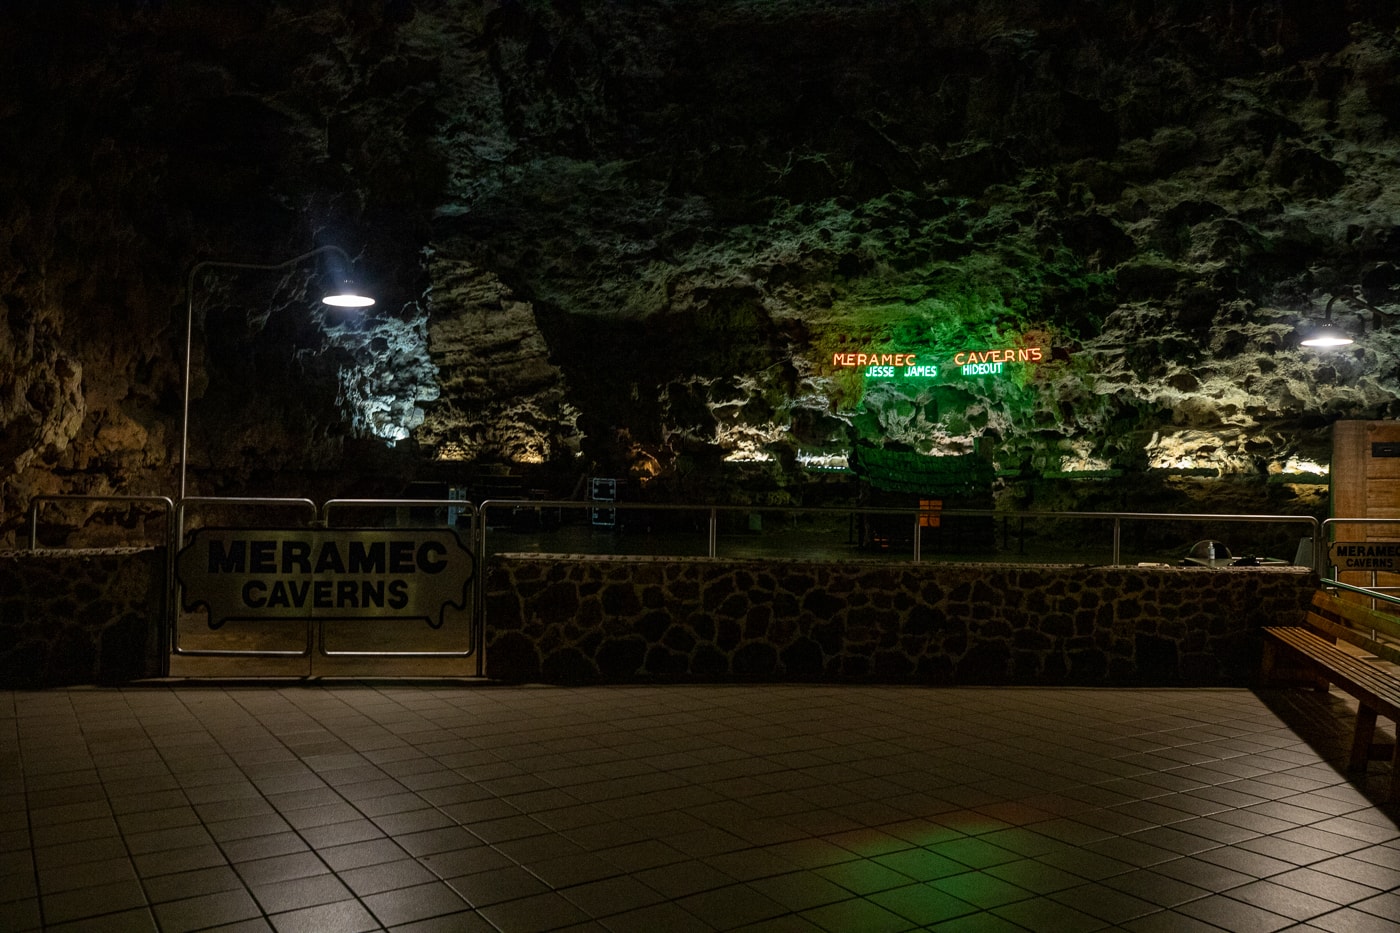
[178,528,473,629]
[1328,541,1400,572]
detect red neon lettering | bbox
[834,351,924,369]
[946,345,1047,368]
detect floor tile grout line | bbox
[10,691,45,932]
[33,688,155,930]
[197,683,426,931]
[5,683,1394,930]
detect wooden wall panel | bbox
[1330,421,1400,592]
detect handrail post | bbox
[475,503,487,677]
[708,508,718,557]
[1113,517,1122,566]
[913,512,922,563]
[1317,517,1332,582]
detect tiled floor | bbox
[2,683,1397,933]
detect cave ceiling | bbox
[4,0,1400,537]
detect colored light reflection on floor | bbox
[4,685,1396,931]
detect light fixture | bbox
[322,281,376,308]
[1300,294,1355,348]
[179,244,374,501]
[319,253,376,308]
[1299,323,1354,348]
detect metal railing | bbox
[323,497,483,675]
[1320,577,1400,610]
[164,497,481,672]
[17,493,1321,570]
[175,496,319,541]
[27,494,174,550]
[168,497,320,664]
[479,499,1320,570]
[15,492,1325,680]
[323,497,478,530]
[1319,518,1400,613]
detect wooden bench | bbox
[1261,589,1400,803]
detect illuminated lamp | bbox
[1298,284,1400,349]
[1300,294,1355,348]
[320,259,376,308]
[322,281,375,308]
[179,244,375,501]
[1299,323,1354,348]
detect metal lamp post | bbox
[178,244,374,502]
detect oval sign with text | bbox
[177,528,473,629]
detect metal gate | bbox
[169,498,480,678]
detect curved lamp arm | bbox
[178,245,358,502]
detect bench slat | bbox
[1311,589,1400,633]
[1304,612,1400,668]
[1263,603,1400,805]
[1262,627,1400,720]
[1310,591,1400,657]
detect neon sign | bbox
[863,364,940,378]
[953,346,1044,377]
[960,361,1004,375]
[955,348,1042,365]
[831,343,1049,380]
[832,352,918,368]
[832,352,938,380]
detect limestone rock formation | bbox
[415,248,580,467]
[4,1,1400,543]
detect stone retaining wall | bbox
[0,548,166,687]
[484,555,1316,684]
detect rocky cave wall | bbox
[5,1,1400,545]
